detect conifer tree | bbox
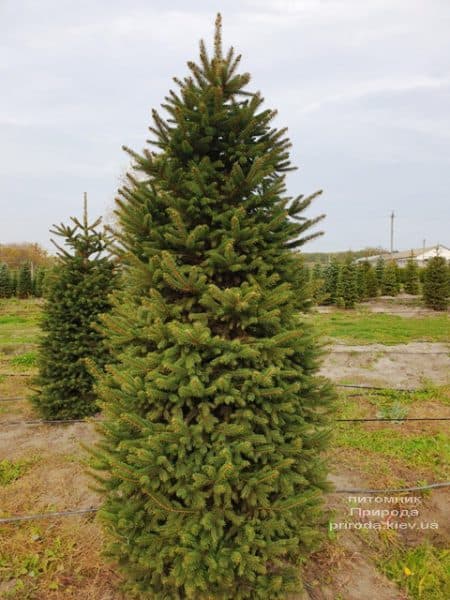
[363,261,378,298]
[334,265,345,308]
[422,256,449,311]
[91,16,334,599]
[340,260,358,308]
[323,257,340,305]
[381,261,400,296]
[0,264,11,298]
[375,255,385,289]
[10,270,17,297]
[32,267,47,297]
[355,262,368,302]
[404,253,420,295]
[310,263,326,304]
[33,197,116,419]
[17,262,33,298]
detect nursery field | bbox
[0,298,449,599]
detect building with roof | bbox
[358,245,450,267]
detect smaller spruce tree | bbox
[0,264,11,298]
[310,263,326,304]
[17,262,33,298]
[356,262,368,302]
[404,253,420,295]
[32,267,47,297]
[363,261,378,298]
[381,261,400,296]
[323,257,340,304]
[33,197,116,419]
[375,256,385,289]
[422,256,449,311]
[10,270,17,296]
[341,260,358,308]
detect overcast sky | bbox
[1,0,449,253]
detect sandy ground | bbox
[322,342,449,387]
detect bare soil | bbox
[322,342,449,387]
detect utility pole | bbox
[390,211,395,255]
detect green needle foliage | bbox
[375,255,385,287]
[0,264,12,298]
[340,260,358,309]
[364,260,379,298]
[381,260,400,296]
[323,257,340,305]
[17,262,33,298]
[423,255,449,310]
[92,15,334,600]
[403,253,420,295]
[33,197,116,419]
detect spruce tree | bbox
[33,198,116,419]
[375,255,385,289]
[323,257,339,305]
[340,260,358,308]
[0,264,11,298]
[17,261,33,298]
[32,267,47,297]
[91,16,334,599]
[404,253,420,295]
[355,262,368,302]
[10,270,17,297]
[381,261,400,296]
[363,261,378,298]
[310,263,326,305]
[422,256,449,311]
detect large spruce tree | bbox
[33,197,116,419]
[92,16,334,599]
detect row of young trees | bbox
[31,16,334,599]
[306,253,448,310]
[0,262,47,298]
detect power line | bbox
[1,482,449,524]
[336,417,450,422]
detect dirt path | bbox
[322,342,449,387]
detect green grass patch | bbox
[379,543,450,599]
[10,352,37,368]
[0,459,26,486]
[0,534,75,597]
[311,311,450,344]
[0,316,28,325]
[334,428,449,476]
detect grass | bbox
[379,543,450,599]
[0,523,123,599]
[332,386,450,487]
[10,351,37,368]
[334,428,449,477]
[0,299,42,347]
[0,459,27,486]
[311,311,450,344]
